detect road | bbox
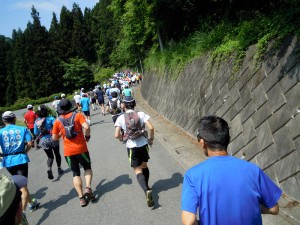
[1,86,297,225]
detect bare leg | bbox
[73,176,84,197]
[84,169,93,188]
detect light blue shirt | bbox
[80,97,90,111]
[0,124,32,167]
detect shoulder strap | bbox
[59,112,76,125]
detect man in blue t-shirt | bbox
[80,94,91,125]
[181,115,282,225]
[0,111,39,218]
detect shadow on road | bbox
[151,172,183,209]
[93,174,132,201]
[35,188,78,225]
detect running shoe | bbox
[85,187,96,202]
[28,198,40,212]
[47,170,54,180]
[58,168,64,175]
[146,190,154,207]
[80,196,88,207]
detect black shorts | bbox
[65,152,91,177]
[127,145,150,167]
[91,98,96,104]
[83,111,90,117]
[98,99,105,105]
[6,163,29,178]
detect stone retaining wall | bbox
[141,36,300,201]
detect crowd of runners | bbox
[0,70,283,225]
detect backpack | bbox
[36,118,50,136]
[58,112,78,139]
[110,99,121,115]
[123,111,147,141]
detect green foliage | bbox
[61,57,94,89]
[145,2,300,80]
[94,67,115,83]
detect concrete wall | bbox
[141,36,300,201]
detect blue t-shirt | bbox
[34,116,55,139]
[0,124,32,167]
[80,97,90,111]
[181,156,282,225]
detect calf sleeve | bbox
[142,168,150,189]
[136,173,148,193]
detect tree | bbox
[61,57,94,91]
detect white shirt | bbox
[73,94,81,104]
[115,110,150,148]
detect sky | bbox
[0,0,100,38]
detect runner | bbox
[95,87,106,116]
[114,97,155,207]
[23,104,37,147]
[52,99,95,207]
[89,88,97,111]
[34,105,64,180]
[80,93,91,125]
[73,92,81,111]
[0,111,39,220]
[122,85,134,98]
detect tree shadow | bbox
[151,172,183,209]
[92,174,132,202]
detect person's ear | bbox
[199,138,206,149]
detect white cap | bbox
[61,93,66,98]
[27,104,33,109]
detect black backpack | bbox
[58,112,78,139]
[110,99,121,115]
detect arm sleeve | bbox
[259,169,282,208]
[181,171,199,214]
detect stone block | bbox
[275,150,300,182]
[285,83,300,116]
[262,69,280,92]
[252,102,272,128]
[228,133,245,155]
[227,98,243,121]
[256,144,279,170]
[268,104,292,133]
[240,101,256,124]
[237,67,252,90]
[230,114,243,140]
[241,138,260,161]
[280,172,300,201]
[256,121,274,151]
[273,126,296,158]
[266,83,287,113]
[239,85,252,108]
[252,83,268,111]
[286,114,300,140]
[279,65,300,94]
[242,118,256,145]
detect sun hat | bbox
[0,175,27,217]
[57,99,73,115]
[27,104,33,109]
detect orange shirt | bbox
[52,112,88,156]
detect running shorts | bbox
[6,163,29,178]
[127,145,150,167]
[83,110,90,117]
[65,152,91,177]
